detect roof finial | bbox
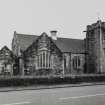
[97,12,101,21]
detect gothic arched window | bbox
[72,56,81,70]
[37,51,50,69]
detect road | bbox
[0,85,105,105]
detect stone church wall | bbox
[63,53,71,74]
[71,53,85,74]
[86,21,105,73]
[50,53,63,75]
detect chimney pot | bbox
[50,30,57,40]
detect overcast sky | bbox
[0,0,105,49]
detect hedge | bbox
[0,74,105,87]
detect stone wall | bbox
[63,53,71,74]
[62,53,85,75]
[24,33,63,76]
[12,32,21,56]
[50,53,63,75]
[70,53,85,74]
[86,20,105,73]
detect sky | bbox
[0,0,105,49]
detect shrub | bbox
[0,74,104,87]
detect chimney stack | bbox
[50,30,57,40]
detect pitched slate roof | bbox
[15,33,85,53]
[54,37,85,53]
[16,33,38,51]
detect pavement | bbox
[0,82,105,92]
[0,84,105,105]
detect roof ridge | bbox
[57,37,84,41]
[16,33,39,37]
[16,32,84,41]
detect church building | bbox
[10,20,105,76]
